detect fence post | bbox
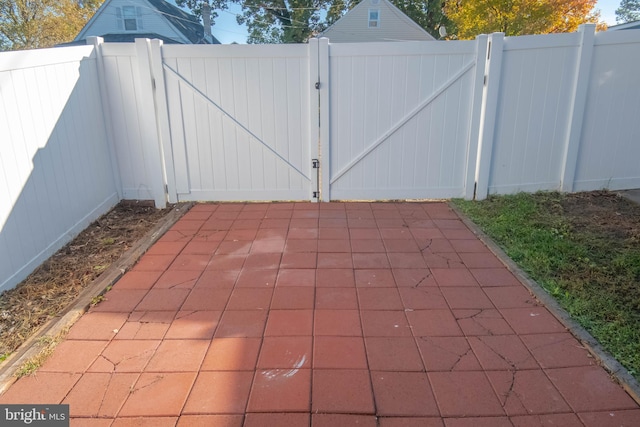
[464,34,489,200]
[134,38,167,208]
[560,24,596,193]
[148,39,178,204]
[474,32,504,200]
[317,38,330,202]
[88,36,123,200]
[309,38,320,202]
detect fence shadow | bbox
[0,48,119,292]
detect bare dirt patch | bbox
[562,191,640,243]
[0,202,173,361]
[560,191,640,314]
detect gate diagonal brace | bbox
[162,62,311,182]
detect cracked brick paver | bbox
[1,202,638,425]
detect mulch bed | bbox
[0,202,173,361]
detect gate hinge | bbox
[483,75,487,86]
[152,78,156,91]
[315,81,320,90]
[312,159,320,200]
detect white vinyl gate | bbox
[145,37,488,203]
[322,41,482,201]
[159,44,316,202]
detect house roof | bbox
[75,0,220,44]
[608,20,640,31]
[321,0,434,42]
[145,0,214,44]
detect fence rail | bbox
[1,25,640,291]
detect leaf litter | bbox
[0,201,172,362]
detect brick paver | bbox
[1,202,639,426]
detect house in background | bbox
[607,20,640,31]
[321,0,435,42]
[72,0,220,45]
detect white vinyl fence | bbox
[0,46,119,292]
[1,24,640,291]
[574,31,640,191]
[481,27,640,195]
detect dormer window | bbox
[117,6,143,31]
[368,9,379,28]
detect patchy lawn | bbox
[0,202,173,363]
[453,191,640,381]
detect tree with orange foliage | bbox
[0,0,102,51]
[444,0,603,39]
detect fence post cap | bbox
[578,23,597,32]
[87,36,104,45]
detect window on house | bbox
[123,6,137,30]
[368,9,379,28]
[116,6,143,31]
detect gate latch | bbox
[312,159,320,168]
[315,82,320,90]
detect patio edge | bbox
[0,202,193,395]
[449,201,640,406]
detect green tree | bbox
[0,0,102,51]
[616,0,640,23]
[236,0,330,44]
[445,0,601,40]
[407,0,456,39]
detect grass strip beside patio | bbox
[452,191,640,381]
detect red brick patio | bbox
[1,202,639,426]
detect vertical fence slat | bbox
[89,36,123,199]
[309,38,321,202]
[560,24,596,192]
[464,34,488,200]
[134,38,167,208]
[474,33,504,200]
[149,39,178,203]
[318,38,331,202]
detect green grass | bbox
[14,334,64,378]
[453,192,640,380]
